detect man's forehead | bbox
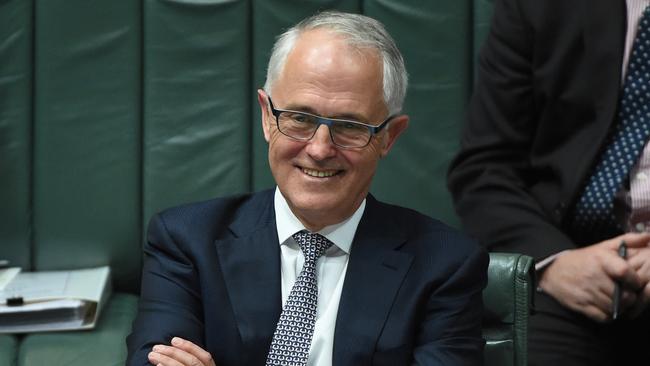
[268,28,387,120]
[276,31,383,93]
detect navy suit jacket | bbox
[126,190,487,365]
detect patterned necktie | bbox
[266,231,332,366]
[572,6,650,234]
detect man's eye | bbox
[342,121,365,131]
[289,113,311,123]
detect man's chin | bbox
[287,195,348,224]
[292,199,341,216]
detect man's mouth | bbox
[301,167,340,178]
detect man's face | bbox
[258,29,408,231]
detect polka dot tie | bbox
[573,6,650,234]
[265,231,332,366]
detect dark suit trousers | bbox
[528,292,650,366]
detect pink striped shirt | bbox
[626,0,650,232]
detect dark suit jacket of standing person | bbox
[448,0,628,258]
[126,189,488,366]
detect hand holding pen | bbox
[536,233,649,322]
[612,240,627,320]
[621,236,650,318]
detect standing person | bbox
[127,11,488,366]
[448,0,650,365]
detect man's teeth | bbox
[302,168,337,177]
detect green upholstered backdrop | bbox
[0,1,525,365]
[1,0,498,289]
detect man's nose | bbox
[305,125,337,159]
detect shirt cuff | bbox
[535,251,567,271]
[534,250,569,292]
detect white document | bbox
[0,266,112,333]
[0,268,21,291]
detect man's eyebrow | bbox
[282,103,369,123]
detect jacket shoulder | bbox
[152,189,274,241]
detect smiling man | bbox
[127,11,487,366]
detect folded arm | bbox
[126,213,206,366]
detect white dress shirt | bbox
[273,187,365,365]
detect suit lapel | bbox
[215,191,282,364]
[333,196,414,365]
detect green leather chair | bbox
[0,0,533,365]
[484,253,535,366]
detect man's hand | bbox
[148,337,216,366]
[538,232,650,322]
[626,245,650,318]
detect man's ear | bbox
[257,89,272,143]
[379,115,409,157]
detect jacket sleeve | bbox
[412,240,489,366]
[125,213,206,366]
[447,0,576,260]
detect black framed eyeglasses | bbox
[267,96,393,148]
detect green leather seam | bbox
[514,255,534,366]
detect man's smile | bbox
[300,167,342,178]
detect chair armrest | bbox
[483,252,535,366]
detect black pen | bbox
[612,240,628,320]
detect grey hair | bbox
[263,11,408,116]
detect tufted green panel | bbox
[367,0,471,226]
[0,335,18,366]
[143,0,251,225]
[17,293,138,366]
[32,0,141,292]
[0,0,32,270]
[251,0,362,191]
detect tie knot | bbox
[292,230,333,262]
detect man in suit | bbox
[448,0,650,364]
[127,10,487,366]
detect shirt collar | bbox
[274,187,365,254]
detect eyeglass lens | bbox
[277,111,371,147]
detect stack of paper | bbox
[0,266,111,333]
[0,267,21,291]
